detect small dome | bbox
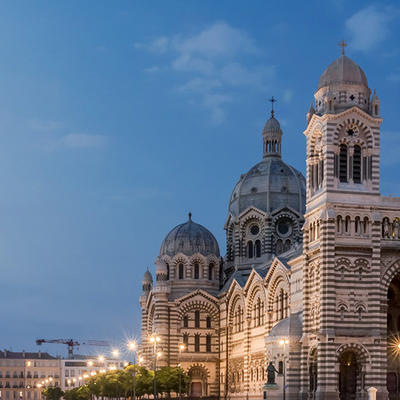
[160,214,220,257]
[262,116,281,134]
[229,158,306,217]
[142,269,153,284]
[268,312,302,339]
[318,55,368,90]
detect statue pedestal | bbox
[262,383,280,399]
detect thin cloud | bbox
[345,5,398,52]
[387,68,400,83]
[29,120,63,132]
[59,134,108,149]
[136,22,275,124]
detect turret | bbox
[142,268,153,295]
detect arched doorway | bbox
[339,351,360,400]
[309,348,318,399]
[188,365,208,398]
[387,273,400,399]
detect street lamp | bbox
[128,341,137,400]
[178,344,185,400]
[149,335,161,399]
[112,350,120,400]
[279,338,289,400]
[98,355,104,363]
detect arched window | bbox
[206,316,211,328]
[194,334,200,352]
[206,335,211,352]
[255,240,261,258]
[166,263,170,280]
[353,145,361,183]
[345,216,350,233]
[183,334,188,350]
[276,239,283,254]
[339,144,348,182]
[208,263,214,280]
[178,263,184,280]
[194,263,199,279]
[183,315,188,328]
[278,361,284,374]
[247,241,253,258]
[194,311,200,328]
[355,217,360,234]
[337,216,342,233]
[363,217,369,235]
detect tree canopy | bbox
[63,365,190,399]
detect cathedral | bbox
[139,44,400,400]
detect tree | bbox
[63,386,91,400]
[157,367,190,397]
[42,387,64,400]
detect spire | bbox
[269,96,276,117]
[338,40,347,55]
[262,96,282,158]
[307,102,315,125]
[188,212,192,221]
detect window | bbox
[339,144,348,182]
[206,335,211,352]
[278,361,283,374]
[247,241,253,258]
[206,316,211,328]
[194,311,200,328]
[208,264,214,280]
[183,334,189,350]
[194,263,199,279]
[353,145,361,183]
[166,263,170,280]
[178,263,184,280]
[183,315,188,328]
[255,240,261,258]
[194,335,200,352]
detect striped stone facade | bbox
[139,50,400,399]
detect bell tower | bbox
[305,41,382,208]
[300,43,386,400]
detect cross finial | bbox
[338,40,347,55]
[269,96,277,117]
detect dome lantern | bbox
[262,96,282,158]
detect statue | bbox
[266,361,279,385]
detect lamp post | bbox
[150,335,161,399]
[112,350,120,400]
[279,338,289,400]
[178,344,185,400]
[128,341,137,400]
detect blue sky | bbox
[0,1,399,357]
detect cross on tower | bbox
[339,40,347,55]
[269,96,277,117]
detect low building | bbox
[60,356,127,391]
[0,351,61,400]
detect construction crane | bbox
[36,339,111,359]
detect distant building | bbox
[0,351,60,400]
[0,351,128,398]
[60,355,127,391]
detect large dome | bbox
[160,214,220,257]
[318,55,368,90]
[229,158,306,217]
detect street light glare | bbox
[128,341,137,350]
[88,361,93,367]
[98,355,105,362]
[179,344,185,350]
[112,349,120,357]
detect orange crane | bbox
[36,338,110,359]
